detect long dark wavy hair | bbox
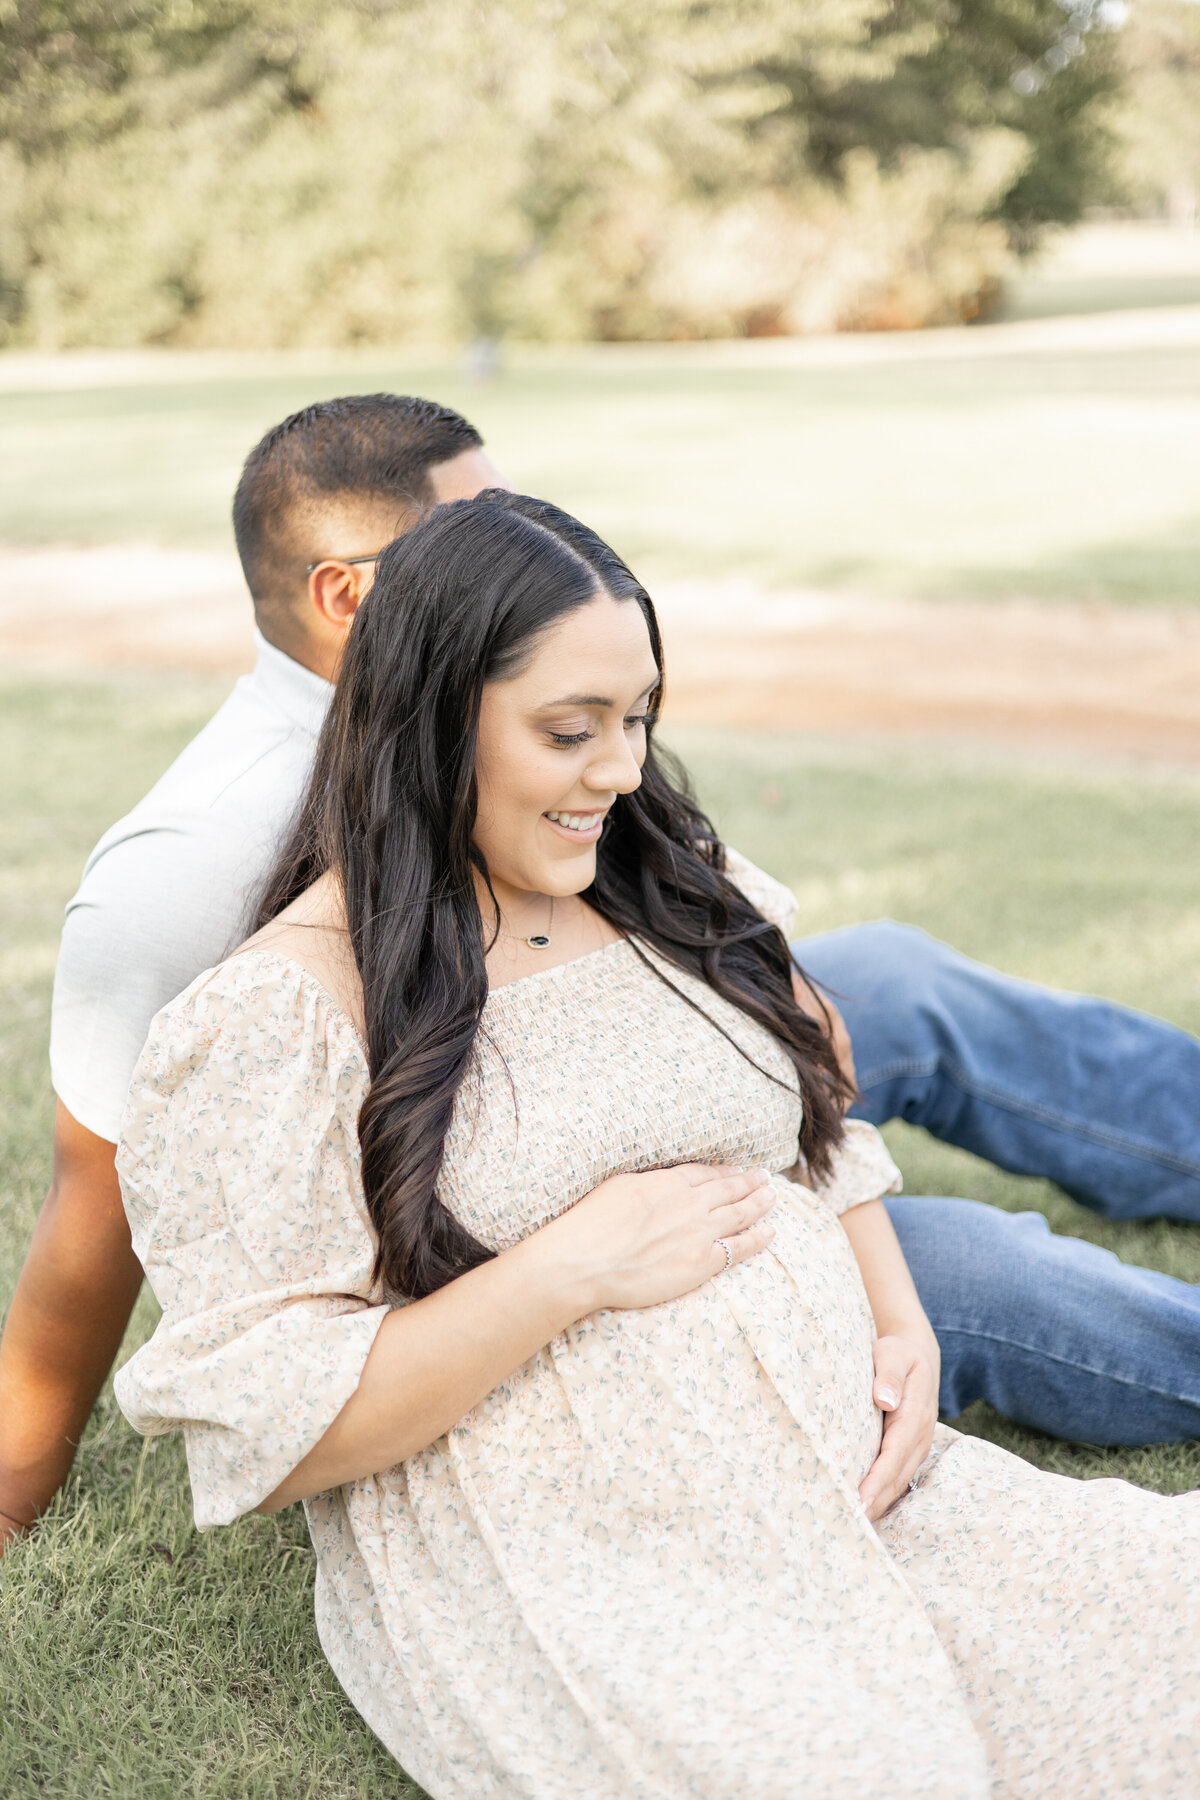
[258,492,851,1300]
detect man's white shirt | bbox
[50,631,332,1143]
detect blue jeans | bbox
[793,921,1200,1445]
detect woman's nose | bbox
[586,734,643,795]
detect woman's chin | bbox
[491,847,597,899]
[549,854,598,896]
[540,846,599,896]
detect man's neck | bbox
[258,627,338,687]
[289,640,338,683]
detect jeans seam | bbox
[857,1054,1200,1182]
[936,1326,1200,1408]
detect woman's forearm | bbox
[260,1222,596,1511]
[260,1161,775,1511]
[841,1198,941,1519]
[839,1199,939,1355]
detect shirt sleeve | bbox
[51,814,271,1144]
[113,954,388,1528]
[721,846,799,939]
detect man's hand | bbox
[859,1333,939,1522]
[0,1102,143,1551]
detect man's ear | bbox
[307,560,374,634]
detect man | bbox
[0,396,505,1546]
[2,391,1198,1548]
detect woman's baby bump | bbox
[441,1182,882,1520]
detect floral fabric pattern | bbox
[116,854,1200,1800]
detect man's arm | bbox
[0,1102,143,1549]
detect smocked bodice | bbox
[442,938,803,1252]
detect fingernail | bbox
[877,1386,899,1409]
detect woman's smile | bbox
[543,807,608,843]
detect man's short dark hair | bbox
[232,392,483,645]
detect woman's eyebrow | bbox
[539,678,660,710]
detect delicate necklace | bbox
[498,893,554,950]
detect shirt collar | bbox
[248,629,333,740]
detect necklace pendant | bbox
[527,933,551,949]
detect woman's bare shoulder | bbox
[234,871,364,1035]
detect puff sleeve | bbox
[807,1118,903,1216]
[113,953,388,1529]
[723,845,902,1215]
[722,845,799,939]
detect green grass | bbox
[3,675,1200,1795]
[997,270,1200,322]
[0,673,415,1800]
[2,327,1199,604]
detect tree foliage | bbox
[1114,0,1200,220]
[0,0,1123,347]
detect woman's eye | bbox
[547,714,652,747]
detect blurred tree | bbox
[0,0,322,152]
[1114,0,1200,223]
[501,0,1118,334]
[0,0,1127,347]
[764,0,1119,247]
[0,0,347,335]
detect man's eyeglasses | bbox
[305,552,382,575]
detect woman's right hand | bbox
[262,1165,776,1510]
[549,1165,778,1314]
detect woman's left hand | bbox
[858,1334,940,1522]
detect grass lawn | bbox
[2,326,1199,607]
[1,671,1199,1796]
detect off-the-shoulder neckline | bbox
[215,937,639,1049]
[211,947,367,1047]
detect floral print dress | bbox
[115,853,1200,1800]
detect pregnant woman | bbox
[116,492,1200,1800]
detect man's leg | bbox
[796,920,1200,1221]
[888,1195,1200,1444]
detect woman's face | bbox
[474,592,660,901]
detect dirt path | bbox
[5,545,1200,764]
[657,582,1200,764]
